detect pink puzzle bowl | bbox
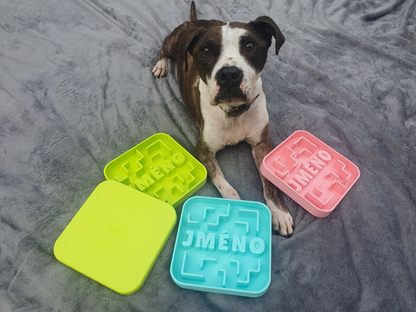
[261,131,360,218]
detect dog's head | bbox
[180,16,285,117]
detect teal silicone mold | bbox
[170,197,271,297]
[104,133,207,208]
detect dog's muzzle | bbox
[216,66,243,87]
[214,66,246,105]
[212,66,259,117]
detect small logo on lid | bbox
[106,224,127,237]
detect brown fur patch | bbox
[251,124,288,213]
[195,135,217,179]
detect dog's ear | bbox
[178,26,205,72]
[251,16,285,55]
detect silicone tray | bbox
[54,181,176,295]
[261,130,360,217]
[170,197,271,297]
[104,133,207,208]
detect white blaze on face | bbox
[206,23,261,109]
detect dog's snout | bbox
[216,66,243,86]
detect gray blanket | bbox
[1,0,415,311]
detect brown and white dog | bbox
[152,1,293,236]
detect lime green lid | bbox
[54,180,176,295]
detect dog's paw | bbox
[218,185,241,200]
[265,199,294,237]
[152,59,168,79]
[211,176,241,200]
[222,188,241,200]
[271,208,294,237]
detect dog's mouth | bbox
[222,103,248,117]
[219,94,260,117]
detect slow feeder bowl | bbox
[170,196,272,297]
[104,133,207,208]
[261,130,360,217]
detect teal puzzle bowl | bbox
[170,196,272,297]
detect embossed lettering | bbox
[171,152,186,167]
[149,166,164,181]
[134,174,155,191]
[135,153,186,191]
[182,230,194,247]
[232,235,246,254]
[318,150,332,162]
[250,237,265,255]
[195,232,215,250]
[218,232,229,251]
[293,169,313,186]
[159,160,175,175]
[183,230,264,255]
[309,156,326,170]
[288,149,333,192]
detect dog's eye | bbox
[245,42,255,52]
[201,47,211,57]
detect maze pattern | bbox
[275,136,352,208]
[261,131,360,216]
[104,134,206,208]
[171,197,271,297]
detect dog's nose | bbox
[216,66,243,86]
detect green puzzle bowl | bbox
[104,133,207,208]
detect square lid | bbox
[54,180,176,295]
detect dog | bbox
[152,1,293,237]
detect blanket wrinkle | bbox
[401,1,416,39]
[78,0,126,33]
[362,0,407,21]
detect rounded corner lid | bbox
[111,277,146,296]
[54,180,176,294]
[53,236,65,263]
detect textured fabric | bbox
[1,0,415,311]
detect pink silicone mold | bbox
[260,131,360,217]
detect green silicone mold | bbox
[104,133,207,208]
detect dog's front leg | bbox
[251,136,294,237]
[152,50,169,79]
[195,138,240,200]
[152,23,190,79]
